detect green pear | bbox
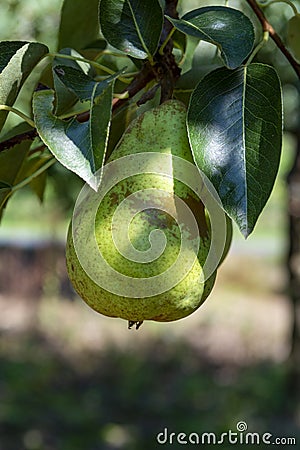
[66,100,217,326]
[287,13,300,61]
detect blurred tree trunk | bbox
[287,129,300,401]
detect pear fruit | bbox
[66,100,218,326]
[287,13,300,61]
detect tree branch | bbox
[246,0,300,79]
[0,0,179,153]
[0,129,38,152]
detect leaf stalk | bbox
[0,105,35,128]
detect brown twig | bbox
[156,0,181,103]
[0,129,38,152]
[246,0,300,79]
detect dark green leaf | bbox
[167,6,255,69]
[177,37,200,76]
[0,185,12,220]
[0,41,48,130]
[0,42,26,71]
[82,39,107,51]
[0,140,31,185]
[58,0,101,50]
[29,170,47,202]
[33,81,115,190]
[107,99,139,156]
[187,63,282,237]
[52,48,94,115]
[0,181,12,209]
[0,140,32,217]
[173,30,187,56]
[99,0,163,59]
[0,121,34,144]
[22,155,50,202]
[54,65,125,101]
[0,139,52,218]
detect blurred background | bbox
[0,0,300,449]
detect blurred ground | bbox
[0,237,299,450]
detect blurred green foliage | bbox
[0,0,62,48]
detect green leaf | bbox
[167,6,255,69]
[82,39,107,51]
[99,0,163,59]
[15,149,51,195]
[0,182,12,215]
[0,140,31,185]
[54,65,125,102]
[0,140,32,217]
[0,41,48,130]
[29,170,47,202]
[173,30,187,56]
[177,36,200,77]
[22,154,50,202]
[0,139,53,218]
[187,63,282,237]
[33,81,115,190]
[0,121,34,144]
[52,48,94,115]
[58,0,101,50]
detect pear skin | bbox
[66,100,216,323]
